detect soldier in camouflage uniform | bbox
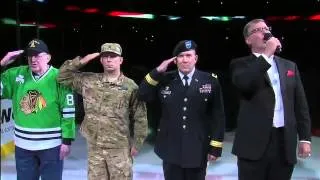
[57,43,148,180]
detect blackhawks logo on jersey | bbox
[20,90,47,114]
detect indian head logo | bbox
[20,90,47,114]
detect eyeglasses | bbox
[248,26,272,36]
[27,53,47,60]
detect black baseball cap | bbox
[26,39,49,56]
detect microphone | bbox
[263,32,282,53]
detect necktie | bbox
[183,75,189,88]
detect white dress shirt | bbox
[255,53,311,144]
[254,53,284,128]
[178,68,195,86]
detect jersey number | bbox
[66,94,74,106]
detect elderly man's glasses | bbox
[27,53,47,60]
[248,26,272,36]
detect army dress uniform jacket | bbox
[57,57,148,150]
[139,69,225,168]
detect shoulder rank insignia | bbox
[211,73,218,79]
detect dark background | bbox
[1,0,320,138]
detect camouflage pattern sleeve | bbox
[57,56,86,94]
[129,86,148,151]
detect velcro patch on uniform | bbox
[118,86,128,91]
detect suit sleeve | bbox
[129,87,148,150]
[58,83,76,145]
[230,56,271,93]
[294,65,312,141]
[57,57,86,95]
[138,68,162,102]
[208,75,226,157]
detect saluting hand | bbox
[79,52,100,65]
[0,50,24,67]
[156,57,176,73]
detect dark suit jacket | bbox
[138,69,225,168]
[230,54,311,164]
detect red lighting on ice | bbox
[83,8,99,14]
[107,11,142,17]
[41,23,56,29]
[283,16,300,21]
[65,5,80,11]
[309,14,320,21]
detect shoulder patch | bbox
[211,73,218,79]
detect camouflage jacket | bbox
[57,57,148,150]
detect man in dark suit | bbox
[230,19,312,180]
[138,40,225,180]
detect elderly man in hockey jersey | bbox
[0,39,76,180]
[57,43,148,180]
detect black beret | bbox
[26,39,49,56]
[172,40,197,56]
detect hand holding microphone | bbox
[263,33,282,57]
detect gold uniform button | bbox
[183,125,186,129]
[182,116,187,120]
[184,98,188,102]
[183,107,187,111]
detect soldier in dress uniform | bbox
[138,40,226,180]
[57,43,148,180]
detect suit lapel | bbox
[170,71,185,94]
[275,56,287,95]
[264,72,272,87]
[250,54,272,86]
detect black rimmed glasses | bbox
[248,26,272,36]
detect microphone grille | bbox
[263,33,273,41]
